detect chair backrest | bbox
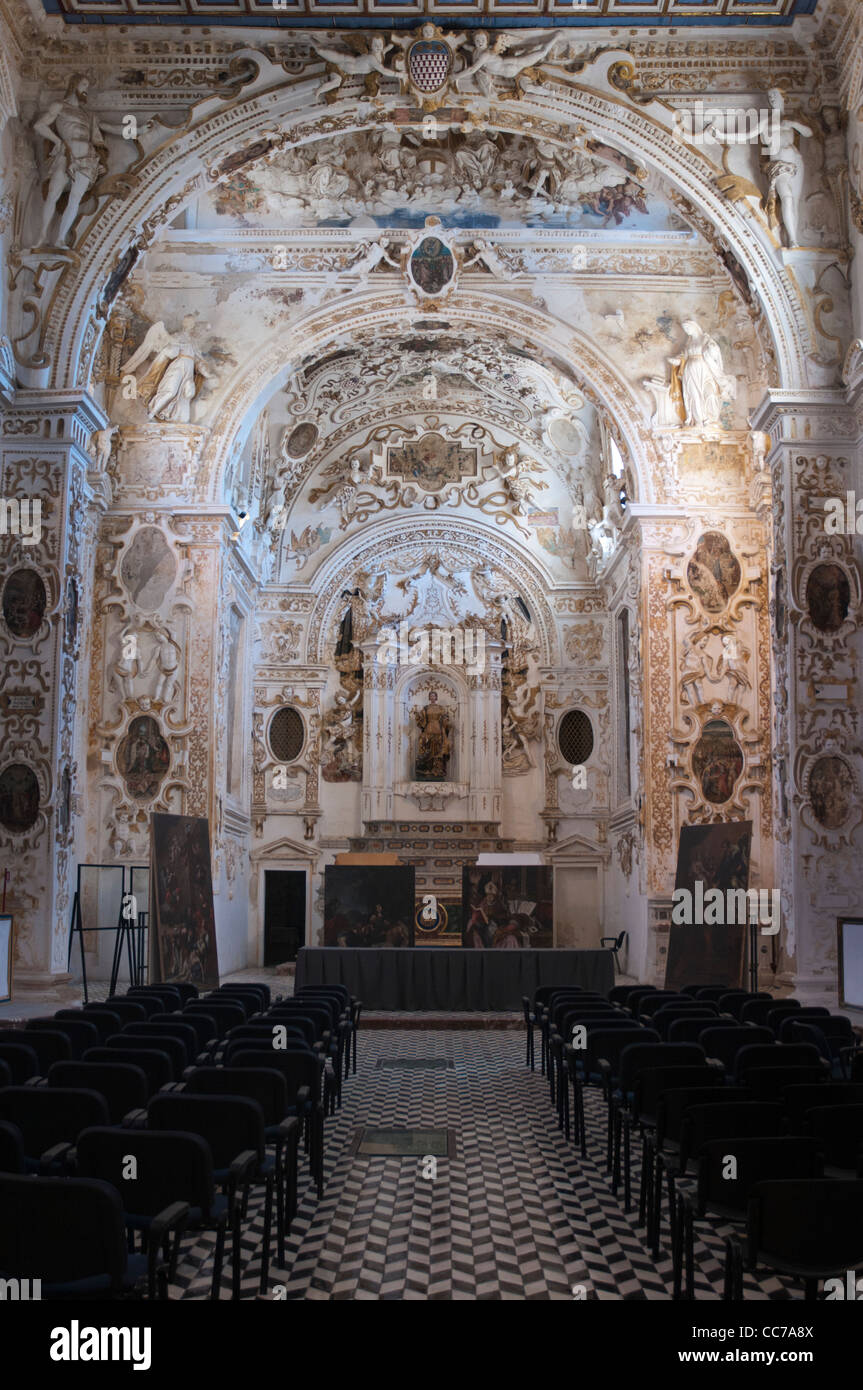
[147,1091,265,1172]
[633,1064,720,1119]
[740,997,801,1028]
[183,1000,245,1037]
[698,1026,773,1070]
[679,1101,786,1170]
[0,1042,40,1084]
[0,1173,128,1295]
[77,1125,216,1220]
[229,1047,323,1106]
[0,1120,24,1174]
[623,987,657,1012]
[57,1007,123,1044]
[7,1028,71,1071]
[582,1028,658,1079]
[103,1032,185,1080]
[767,1005,829,1037]
[113,993,161,1018]
[608,985,642,1004]
[221,982,271,1008]
[736,1043,823,1079]
[803,1105,863,1169]
[297,984,347,1007]
[128,986,184,1010]
[47,1061,149,1124]
[184,1065,288,1126]
[618,1042,705,1094]
[80,1005,129,1036]
[287,993,340,1029]
[655,1086,752,1148]
[639,993,692,1018]
[204,990,255,1020]
[556,1003,618,1032]
[667,1016,738,1046]
[698,1137,822,1214]
[743,1066,828,1099]
[0,1059,9,1088]
[98,999,149,1025]
[121,1020,197,1065]
[564,1014,636,1042]
[149,1011,215,1051]
[26,1017,101,1059]
[746,1180,863,1269]
[257,1013,316,1048]
[781,1014,854,1047]
[0,1086,110,1158]
[781,1082,863,1129]
[85,1045,172,1095]
[698,987,747,1002]
[266,1003,331,1038]
[224,1022,308,1050]
[652,1006,718,1040]
[719,991,771,1021]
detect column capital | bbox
[750,390,857,450]
[0,388,108,455]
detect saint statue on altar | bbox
[412,690,452,782]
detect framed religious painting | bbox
[461,865,553,949]
[150,813,219,989]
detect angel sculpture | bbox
[121,315,215,424]
[667,319,736,431]
[464,238,522,279]
[347,239,400,281]
[455,30,565,100]
[716,634,751,696]
[498,449,538,515]
[88,424,118,472]
[308,34,395,102]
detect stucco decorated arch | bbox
[199,287,663,509]
[306,515,560,668]
[31,44,814,397]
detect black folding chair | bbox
[725,1180,863,1301]
[0,1173,168,1299]
[0,1086,110,1173]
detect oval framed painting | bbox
[687,532,741,614]
[120,527,176,614]
[0,763,40,833]
[284,422,319,459]
[409,235,455,298]
[2,568,47,639]
[117,715,171,801]
[692,718,744,805]
[809,755,853,829]
[806,563,850,634]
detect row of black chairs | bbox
[527,980,863,1300]
[0,978,362,1299]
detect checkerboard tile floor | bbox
[171,1029,803,1301]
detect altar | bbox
[294,947,614,1011]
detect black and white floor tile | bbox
[169,1028,803,1301]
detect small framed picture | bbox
[0,915,12,1003]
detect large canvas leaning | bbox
[323,866,416,947]
[150,813,220,989]
[461,866,553,949]
[664,821,752,992]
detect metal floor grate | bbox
[348,1127,456,1157]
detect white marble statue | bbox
[762,89,813,247]
[144,621,180,704]
[455,31,564,100]
[679,634,707,707]
[498,449,537,515]
[717,634,751,695]
[668,320,736,430]
[121,316,215,424]
[308,35,395,101]
[33,75,129,246]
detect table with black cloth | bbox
[294,947,614,1011]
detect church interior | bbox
[1,0,863,1336]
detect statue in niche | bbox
[33,75,129,247]
[121,316,216,424]
[413,691,452,782]
[667,320,737,430]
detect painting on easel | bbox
[150,813,219,989]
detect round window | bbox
[269,707,305,763]
[558,710,594,765]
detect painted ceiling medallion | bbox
[403,218,459,303]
